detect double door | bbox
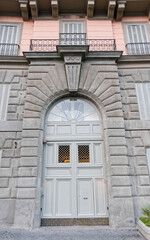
[42,141,107,218]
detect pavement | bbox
[0,226,144,240]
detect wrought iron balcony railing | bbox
[126,42,150,55]
[0,43,20,56]
[30,34,116,52]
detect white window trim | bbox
[146,149,150,175]
[135,83,150,120]
[0,84,10,121]
[0,22,23,55]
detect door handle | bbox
[83,197,88,200]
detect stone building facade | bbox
[0,0,150,229]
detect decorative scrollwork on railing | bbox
[0,43,20,56]
[126,42,150,55]
[30,36,116,52]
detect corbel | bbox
[51,0,58,19]
[116,0,126,21]
[87,0,95,19]
[107,0,116,19]
[19,0,29,21]
[29,0,38,19]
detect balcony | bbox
[0,44,20,56]
[126,42,150,55]
[30,33,116,52]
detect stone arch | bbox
[13,64,135,228]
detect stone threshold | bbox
[41,218,109,226]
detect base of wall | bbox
[41,218,109,226]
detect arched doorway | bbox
[41,98,108,224]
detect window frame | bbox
[59,20,87,34]
[0,22,23,55]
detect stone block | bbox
[135,166,149,175]
[110,146,127,155]
[112,176,131,186]
[107,129,125,137]
[9,178,18,188]
[129,104,139,112]
[17,188,36,199]
[11,188,17,198]
[18,178,36,187]
[0,168,12,177]
[3,140,13,149]
[127,90,136,97]
[7,113,18,120]
[134,138,143,147]
[8,98,19,105]
[25,102,42,112]
[136,156,147,165]
[7,105,17,113]
[0,199,15,225]
[0,121,22,131]
[0,188,10,198]
[105,118,124,129]
[14,199,35,228]
[18,167,37,177]
[110,156,129,165]
[0,178,9,188]
[138,176,150,186]
[111,166,129,175]
[127,112,140,119]
[24,111,41,118]
[109,198,135,228]
[2,149,14,158]
[11,158,19,167]
[22,138,39,147]
[9,91,19,98]
[21,147,38,157]
[133,147,145,156]
[138,186,150,196]
[10,84,21,90]
[20,157,37,167]
[108,137,126,146]
[23,118,41,130]
[141,132,150,146]
[112,187,132,197]
[1,158,11,168]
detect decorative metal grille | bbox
[126,42,150,55]
[78,145,90,163]
[87,39,116,51]
[59,33,86,45]
[30,38,116,52]
[58,145,70,163]
[0,43,20,56]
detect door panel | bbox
[77,178,94,216]
[43,179,53,217]
[55,179,72,216]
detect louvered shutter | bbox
[0,25,18,55]
[136,83,150,120]
[146,149,150,175]
[127,24,148,54]
[61,22,84,45]
[0,84,10,120]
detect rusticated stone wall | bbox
[0,53,150,228]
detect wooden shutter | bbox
[146,149,150,175]
[127,24,148,43]
[63,22,83,34]
[0,25,18,55]
[0,84,10,120]
[135,83,150,120]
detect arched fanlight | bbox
[46,98,100,122]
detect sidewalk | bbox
[0,226,144,240]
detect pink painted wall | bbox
[33,21,59,39]
[0,16,149,55]
[87,20,113,39]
